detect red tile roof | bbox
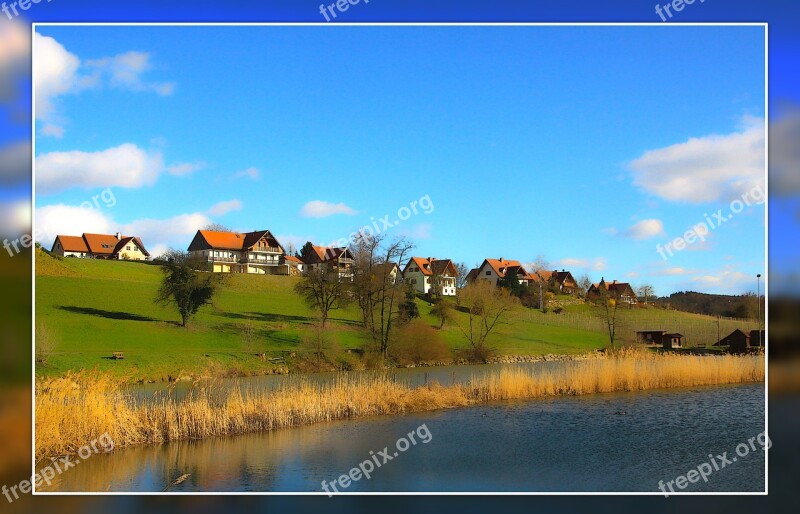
[483,259,535,280]
[55,235,88,253]
[194,230,283,252]
[404,257,457,277]
[52,233,150,256]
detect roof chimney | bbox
[499,257,504,262]
[115,232,121,240]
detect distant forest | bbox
[653,291,762,319]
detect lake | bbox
[39,377,765,493]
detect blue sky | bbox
[33,25,766,296]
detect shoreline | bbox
[35,350,765,461]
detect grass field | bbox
[34,252,753,381]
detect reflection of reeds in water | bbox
[35,350,764,460]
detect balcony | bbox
[208,256,238,263]
[249,247,282,254]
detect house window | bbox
[126,246,131,251]
[485,271,491,276]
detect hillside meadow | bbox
[34,252,750,382]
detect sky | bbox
[32,25,766,296]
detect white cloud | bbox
[0,141,30,185]
[234,167,260,180]
[300,200,357,218]
[34,204,113,247]
[34,33,81,121]
[34,203,213,257]
[0,21,29,101]
[688,269,755,295]
[36,143,163,195]
[771,108,800,194]
[40,124,65,138]
[623,219,665,240]
[85,51,175,96]
[399,222,433,240]
[167,161,205,176]
[556,257,607,271]
[121,212,211,255]
[629,118,765,203]
[207,199,243,216]
[0,200,31,237]
[34,33,175,130]
[654,266,695,276]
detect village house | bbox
[714,329,765,354]
[544,270,579,295]
[587,278,638,305]
[636,330,684,349]
[51,232,150,261]
[187,229,286,274]
[375,262,403,285]
[403,257,458,296]
[283,255,305,276]
[302,245,354,279]
[469,258,537,287]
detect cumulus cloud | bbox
[34,33,82,121]
[167,161,206,176]
[0,21,29,101]
[34,204,113,247]
[34,203,215,257]
[623,219,665,240]
[121,212,211,255]
[0,141,30,185]
[234,167,260,180]
[300,200,357,218]
[40,124,65,138]
[770,108,800,194]
[688,269,756,294]
[85,51,175,95]
[654,266,695,276]
[34,32,175,131]
[629,118,765,203]
[556,257,607,271]
[35,143,163,195]
[399,222,433,240]
[0,200,31,237]
[207,199,243,216]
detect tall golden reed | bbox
[35,350,763,460]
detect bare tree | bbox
[638,284,655,305]
[456,280,519,361]
[204,222,232,232]
[578,274,592,297]
[350,234,415,356]
[590,285,625,349]
[528,255,550,273]
[455,262,470,289]
[293,267,349,327]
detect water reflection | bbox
[42,383,765,493]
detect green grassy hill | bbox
[35,252,750,381]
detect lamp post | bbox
[756,273,762,346]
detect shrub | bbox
[390,320,451,365]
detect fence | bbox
[516,310,754,347]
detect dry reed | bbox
[35,350,764,460]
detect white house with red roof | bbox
[402,257,457,296]
[469,258,536,287]
[51,232,150,261]
[187,229,286,274]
